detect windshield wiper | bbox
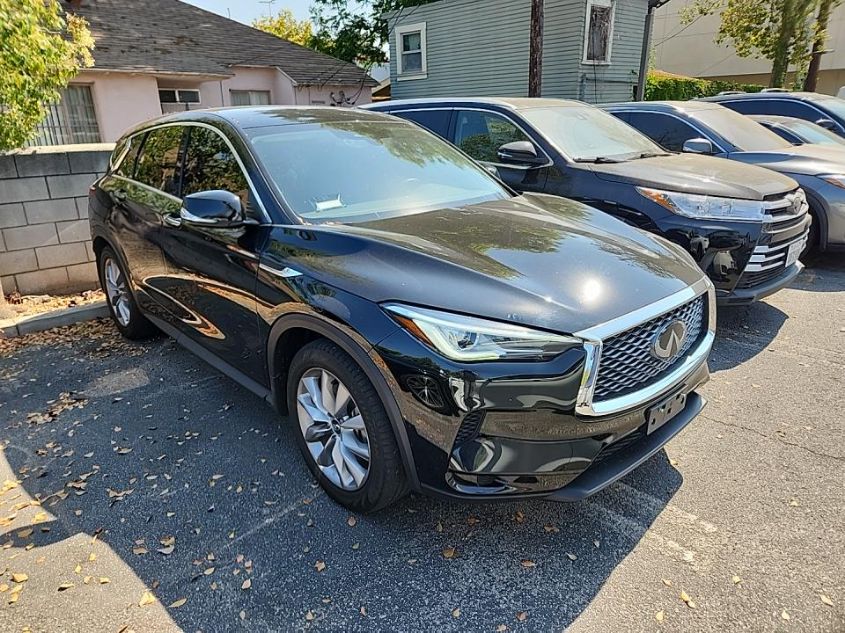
[574,156,623,164]
[634,151,672,159]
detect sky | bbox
[182,0,313,24]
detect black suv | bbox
[365,98,808,305]
[606,101,844,255]
[90,107,716,511]
[702,92,845,137]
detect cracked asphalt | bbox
[0,255,842,633]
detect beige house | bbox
[652,0,845,95]
[36,0,375,146]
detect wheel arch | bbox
[266,313,420,492]
[801,187,829,251]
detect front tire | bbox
[97,246,157,340]
[287,339,409,512]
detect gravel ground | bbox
[0,255,842,633]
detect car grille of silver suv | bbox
[592,294,707,401]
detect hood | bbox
[592,153,796,199]
[267,194,706,335]
[729,143,845,177]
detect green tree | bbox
[681,0,817,88]
[804,0,842,91]
[253,9,314,47]
[0,0,94,151]
[310,0,434,67]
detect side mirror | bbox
[815,118,837,130]
[496,141,547,167]
[682,138,715,155]
[181,190,244,228]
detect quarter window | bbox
[134,127,185,196]
[396,23,427,78]
[584,0,614,64]
[182,127,251,211]
[454,111,531,163]
[230,90,272,106]
[113,136,142,179]
[624,112,699,152]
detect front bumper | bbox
[717,260,803,306]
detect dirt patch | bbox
[2,289,105,319]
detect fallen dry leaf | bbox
[820,594,834,607]
[680,590,696,609]
[11,573,28,583]
[732,576,742,585]
[58,583,74,591]
[203,567,215,575]
[157,545,174,556]
[347,516,357,527]
[305,610,315,621]
[451,608,461,618]
[516,611,528,622]
[315,560,326,572]
[16,528,33,539]
[514,510,525,523]
[520,560,536,568]
[442,546,457,559]
[543,524,559,533]
[241,578,251,590]
[781,610,790,621]
[169,597,187,608]
[566,552,577,561]
[139,591,156,607]
[656,610,665,623]
[662,579,672,587]
[99,577,110,585]
[496,625,508,632]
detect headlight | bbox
[637,187,767,221]
[383,304,579,362]
[819,174,845,189]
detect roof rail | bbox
[761,88,791,93]
[717,90,745,96]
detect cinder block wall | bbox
[0,144,114,296]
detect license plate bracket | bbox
[646,390,687,435]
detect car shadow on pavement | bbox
[710,302,788,373]
[0,321,684,632]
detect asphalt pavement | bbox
[0,255,843,633]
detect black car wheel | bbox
[97,246,157,340]
[287,339,409,512]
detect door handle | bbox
[163,214,182,227]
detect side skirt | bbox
[146,314,275,407]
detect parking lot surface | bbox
[0,256,843,633]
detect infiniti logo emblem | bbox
[651,320,688,360]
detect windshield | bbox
[520,106,667,161]
[784,119,845,146]
[247,120,510,223]
[692,107,793,151]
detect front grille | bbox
[737,229,807,289]
[592,295,706,402]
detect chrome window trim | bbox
[573,276,716,417]
[615,109,730,155]
[388,106,556,169]
[115,121,271,224]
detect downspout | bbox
[636,0,672,101]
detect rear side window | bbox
[182,127,251,211]
[393,109,451,139]
[624,112,700,152]
[112,136,142,178]
[721,98,817,122]
[134,127,185,196]
[454,110,530,163]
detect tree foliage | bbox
[310,0,434,67]
[252,9,314,47]
[680,0,818,88]
[0,0,94,151]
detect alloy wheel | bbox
[104,257,131,326]
[296,368,370,490]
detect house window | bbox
[159,89,202,114]
[29,85,101,147]
[584,0,614,64]
[396,22,427,80]
[230,90,272,106]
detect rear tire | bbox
[287,339,409,512]
[97,246,157,340]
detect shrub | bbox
[645,70,764,101]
